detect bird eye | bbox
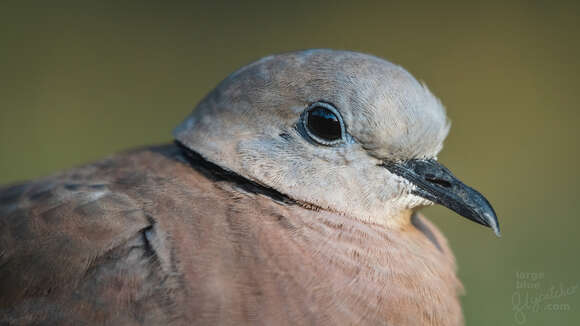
[302,102,345,145]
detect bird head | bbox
[174,49,500,236]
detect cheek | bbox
[236,135,406,212]
[237,136,329,187]
[360,166,403,201]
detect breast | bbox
[121,145,465,325]
[230,202,466,326]
[0,144,464,325]
[138,155,464,325]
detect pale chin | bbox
[393,192,434,211]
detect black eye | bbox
[303,102,345,145]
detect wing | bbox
[0,159,167,324]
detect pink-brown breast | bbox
[0,144,463,325]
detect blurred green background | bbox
[1,1,579,324]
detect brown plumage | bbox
[1,50,499,325]
[0,145,462,325]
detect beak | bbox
[382,159,500,237]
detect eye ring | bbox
[301,101,346,146]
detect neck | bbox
[176,141,296,205]
[175,140,416,230]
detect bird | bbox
[0,49,499,325]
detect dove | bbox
[0,49,499,325]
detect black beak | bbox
[382,159,500,237]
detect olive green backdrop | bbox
[1,1,579,325]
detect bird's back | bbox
[0,144,463,325]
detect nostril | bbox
[425,175,452,188]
